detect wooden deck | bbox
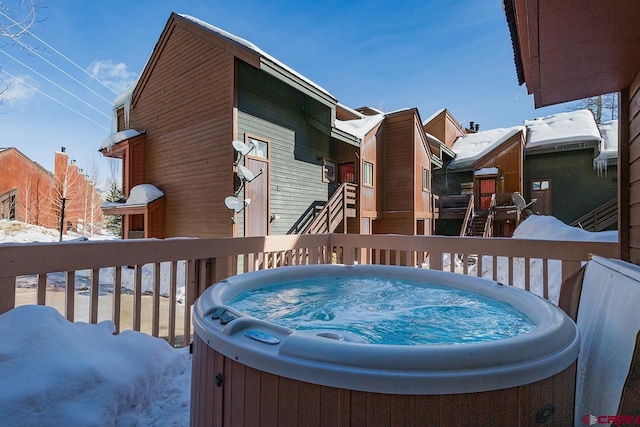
[0,233,618,348]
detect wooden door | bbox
[245,157,269,236]
[531,179,552,215]
[478,178,496,211]
[339,162,356,183]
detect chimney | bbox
[61,147,66,153]
[470,121,475,130]
[475,123,480,132]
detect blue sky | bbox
[0,0,572,187]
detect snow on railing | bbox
[0,234,618,348]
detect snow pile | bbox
[0,305,191,426]
[594,120,618,176]
[448,126,525,169]
[334,114,385,140]
[470,215,617,304]
[0,219,64,243]
[525,110,602,149]
[126,184,164,205]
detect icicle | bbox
[593,156,608,177]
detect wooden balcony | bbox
[0,234,618,347]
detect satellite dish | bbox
[225,196,247,212]
[511,192,527,210]
[232,140,252,156]
[237,165,255,182]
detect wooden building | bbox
[523,110,617,228]
[503,0,639,262]
[430,123,526,237]
[100,13,439,240]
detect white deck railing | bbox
[0,234,618,347]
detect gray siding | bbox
[236,60,335,235]
[525,149,617,224]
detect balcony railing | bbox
[0,234,618,347]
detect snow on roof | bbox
[334,114,385,140]
[422,108,445,126]
[524,110,602,149]
[448,126,525,170]
[474,167,499,176]
[100,129,144,151]
[126,184,164,205]
[594,119,618,175]
[177,14,335,101]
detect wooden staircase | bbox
[570,198,617,231]
[303,183,357,234]
[460,194,495,238]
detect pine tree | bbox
[104,180,123,237]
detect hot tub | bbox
[191,264,578,426]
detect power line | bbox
[7,35,114,105]
[1,69,110,131]
[0,48,110,119]
[0,9,119,95]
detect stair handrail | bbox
[460,195,475,237]
[570,197,618,232]
[303,182,357,234]
[483,193,496,237]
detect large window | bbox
[363,161,374,186]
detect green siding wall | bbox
[236,60,335,236]
[525,149,617,224]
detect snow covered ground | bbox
[0,216,617,425]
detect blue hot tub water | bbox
[228,276,536,345]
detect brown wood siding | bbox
[383,112,414,213]
[360,124,384,217]
[191,334,576,426]
[628,69,640,263]
[129,24,235,238]
[414,116,433,224]
[476,133,524,195]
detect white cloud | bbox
[87,59,138,93]
[0,74,38,106]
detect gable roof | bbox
[448,126,525,170]
[524,110,602,152]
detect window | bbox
[247,137,268,159]
[322,158,335,183]
[363,161,374,186]
[532,180,550,191]
[422,168,430,191]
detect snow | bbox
[334,114,385,140]
[469,215,617,304]
[594,119,618,176]
[126,183,164,205]
[448,126,525,170]
[524,110,602,149]
[0,216,617,425]
[474,167,499,176]
[99,128,144,151]
[0,306,191,426]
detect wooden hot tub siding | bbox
[190,334,576,426]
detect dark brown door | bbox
[245,157,269,236]
[530,179,552,215]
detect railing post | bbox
[0,277,15,315]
